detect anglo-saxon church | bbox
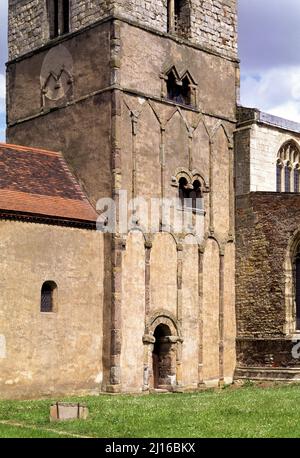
[1,0,299,399]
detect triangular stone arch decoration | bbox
[123,97,143,115]
[147,100,163,126]
[191,114,210,138]
[181,69,198,87]
[123,98,161,128]
[165,106,191,133]
[210,122,233,148]
[41,67,74,109]
[42,68,73,94]
[161,65,181,83]
[160,64,199,107]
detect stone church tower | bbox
[3,0,238,396]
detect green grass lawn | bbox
[1,384,300,438]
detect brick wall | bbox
[8,0,237,60]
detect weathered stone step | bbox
[235,367,300,381]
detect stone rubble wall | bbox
[235,192,300,337]
[190,0,237,58]
[8,0,237,60]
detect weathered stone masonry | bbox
[236,192,300,373]
[2,0,238,397]
[8,0,237,60]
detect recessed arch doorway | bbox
[152,324,176,388]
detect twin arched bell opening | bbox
[179,177,203,212]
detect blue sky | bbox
[239,0,300,122]
[1,1,300,142]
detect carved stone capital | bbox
[167,336,184,344]
[143,334,155,344]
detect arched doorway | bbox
[152,324,176,389]
[143,313,183,391]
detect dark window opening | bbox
[285,166,291,193]
[179,177,202,212]
[295,169,300,193]
[62,0,70,34]
[179,177,190,206]
[167,73,191,106]
[189,180,202,212]
[276,162,282,192]
[41,281,57,313]
[181,76,191,105]
[174,0,183,31]
[168,0,190,36]
[296,255,300,330]
[49,0,70,39]
[53,0,59,38]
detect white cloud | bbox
[0,73,5,115]
[240,66,300,122]
[0,74,5,98]
[238,0,300,123]
[270,102,300,123]
[0,114,5,142]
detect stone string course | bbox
[8,0,237,60]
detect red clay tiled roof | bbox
[0,143,97,223]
